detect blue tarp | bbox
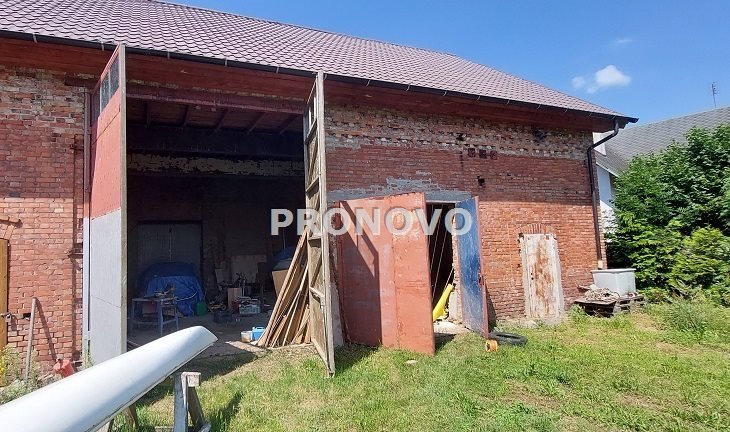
[139,262,204,316]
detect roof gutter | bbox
[588,120,620,269]
[0,30,639,125]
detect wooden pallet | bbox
[574,294,645,317]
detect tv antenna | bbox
[711,82,718,108]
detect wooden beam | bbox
[127,124,302,159]
[126,83,303,115]
[246,112,266,134]
[180,105,192,127]
[277,114,300,135]
[214,109,229,131]
[144,101,152,126]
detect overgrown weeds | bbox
[649,299,730,346]
[0,346,43,404]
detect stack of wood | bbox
[255,229,310,347]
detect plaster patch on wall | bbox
[128,154,304,177]
[328,177,470,203]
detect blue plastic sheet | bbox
[139,262,204,316]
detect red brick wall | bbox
[324,104,603,319]
[0,65,85,365]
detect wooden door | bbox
[520,233,564,318]
[87,45,128,364]
[455,197,489,336]
[303,72,335,375]
[0,239,7,350]
[336,193,435,355]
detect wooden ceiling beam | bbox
[277,114,300,135]
[246,112,266,134]
[180,105,192,127]
[126,83,303,115]
[144,101,152,126]
[214,108,229,131]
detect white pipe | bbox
[0,326,217,432]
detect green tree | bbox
[607,124,730,304]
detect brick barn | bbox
[0,0,635,373]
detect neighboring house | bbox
[595,106,730,228]
[0,0,635,372]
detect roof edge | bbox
[0,30,639,125]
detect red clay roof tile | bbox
[0,0,629,118]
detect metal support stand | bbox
[173,371,210,432]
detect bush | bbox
[669,227,730,305]
[608,124,730,305]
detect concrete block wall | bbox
[0,64,85,364]
[324,104,603,319]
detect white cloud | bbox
[611,37,633,46]
[572,65,631,94]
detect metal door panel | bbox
[456,197,488,337]
[337,193,435,355]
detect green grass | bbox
[118,307,730,432]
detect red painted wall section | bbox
[325,104,604,320]
[0,64,85,364]
[336,193,435,354]
[90,90,123,219]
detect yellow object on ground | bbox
[432,283,454,322]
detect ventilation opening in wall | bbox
[124,97,304,352]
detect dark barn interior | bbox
[124,96,305,350]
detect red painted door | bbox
[336,193,435,355]
[86,45,128,363]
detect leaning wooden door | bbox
[520,233,563,318]
[336,193,435,355]
[303,72,335,375]
[0,239,7,350]
[455,197,488,337]
[86,45,128,364]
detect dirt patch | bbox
[617,393,663,411]
[503,382,563,410]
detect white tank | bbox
[591,268,637,296]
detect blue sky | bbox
[180,0,729,125]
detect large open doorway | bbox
[123,96,305,355]
[84,47,335,372]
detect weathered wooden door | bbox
[303,72,336,375]
[520,233,563,318]
[86,45,128,364]
[455,197,489,337]
[0,239,7,350]
[336,193,435,355]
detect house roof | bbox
[0,0,634,122]
[595,106,730,174]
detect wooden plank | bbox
[256,230,307,346]
[246,112,266,134]
[0,239,7,350]
[127,83,303,115]
[213,108,229,131]
[277,114,300,135]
